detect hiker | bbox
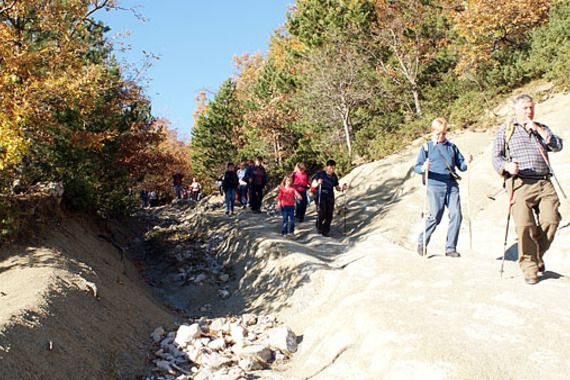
[291,162,309,222]
[249,156,268,213]
[222,162,239,215]
[277,175,302,237]
[492,94,563,285]
[311,159,347,237]
[172,170,184,200]
[190,178,202,201]
[414,118,469,258]
[139,189,149,208]
[237,161,249,208]
[149,190,158,207]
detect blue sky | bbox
[97,1,294,140]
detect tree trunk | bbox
[412,86,422,116]
[342,114,352,164]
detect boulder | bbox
[174,324,202,347]
[235,344,272,365]
[266,326,297,355]
[150,326,166,343]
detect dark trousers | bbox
[316,195,335,236]
[295,190,308,222]
[250,184,264,211]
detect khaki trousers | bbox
[506,177,561,275]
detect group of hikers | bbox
[219,156,347,238]
[161,93,562,286]
[172,171,203,202]
[415,93,564,285]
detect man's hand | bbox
[422,159,430,172]
[504,161,519,176]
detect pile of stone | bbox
[146,314,297,380]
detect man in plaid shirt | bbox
[492,94,563,285]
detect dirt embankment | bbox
[0,216,174,379]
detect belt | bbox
[518,174,551,180]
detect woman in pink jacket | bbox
[291,162,309,223]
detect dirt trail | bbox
[271,91,570,379]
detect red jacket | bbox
[277,186,301,207]
[291,171,309,192]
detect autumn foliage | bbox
[0,0,190,221]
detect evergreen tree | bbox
[190,80,241,180]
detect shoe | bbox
[538,263,545,275]
[525,274,539,285]
[288,233,295,239]
[225,210,229,215]
[417,244,424,256]
[322,232,329,237]
[445,251,461,258]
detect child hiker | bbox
[277,176,302,237]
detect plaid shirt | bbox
[492,121,563,177]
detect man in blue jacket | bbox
[414,118,469,257]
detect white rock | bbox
[208,338,226,351]
[200,304,212,312]
[151,326,166,343]
[218,289,230,299]
[174,324,202,347]
[209,318,228,335]
[155,359,172,372]
[230,324,247,343]
[266,326,297,354]
[235,344,272,364]
[184,345,203,363]
[238,358,260,371]
[219,274,230,283]
[241,314,257,326]
[194,273,208,283]
[201,352,231,370]
[193,369,213,380]
[161,336,174,349]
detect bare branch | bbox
[0,0,17,15]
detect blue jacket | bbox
[414,140,467,185]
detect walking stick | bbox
[500,176,516,277]
[343,185,348,234]
[467,161,473,254]
[422,169,429,257]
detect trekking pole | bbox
[422,169,429,258]
[500,176,516,277]
[343,185,348,234]
[531,132,567,199]
[317,183,322,229]
[486,188,505,201]
[467,156,473,254]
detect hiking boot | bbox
[525,274,539,285]
[445,251,461,258]
[538,263,545,275]
[417,244,425,256]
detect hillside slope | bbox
[272,92,570,379]
[0,217,173,379]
